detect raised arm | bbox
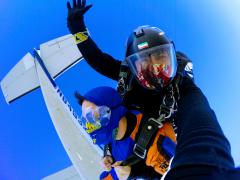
[66,0,121,81]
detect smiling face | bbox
[127,44,177,90]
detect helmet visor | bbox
[126,44,177,90]
[80,106,111,133]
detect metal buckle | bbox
[133,144,147,159]
[159,85,177,119]
[148,114,165,128]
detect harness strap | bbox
[133,115,165,158]
[120,78,180,167]
[120,154,141,166]
[120,114,165,166]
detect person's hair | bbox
[74,91,85,105]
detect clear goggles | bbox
[80,105,111,134]
[126,44,177,90]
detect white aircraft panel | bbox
[0,53,39,103]
[42,166,81,180]
[35,59,103,180]
[40,34,83,78]
[1,34,83,104]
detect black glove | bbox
[67,0,92,34]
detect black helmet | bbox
[125,26,177,90]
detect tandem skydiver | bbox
[74,86,176,179]
[66,1,240,179]
[66,0,192,174]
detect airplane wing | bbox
[42,166,81,180]
[1,34,82,104]
[34,50,103,179]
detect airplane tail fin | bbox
[1,53,38,104]
[1,34,82,104]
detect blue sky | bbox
[0,0,240,179]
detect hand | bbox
[101,156,113,171]
[112,161,131,180]
[67,0,92,34]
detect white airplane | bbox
[0,34,104,180]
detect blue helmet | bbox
[75,86,127,145]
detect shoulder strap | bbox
[117,60,134,97]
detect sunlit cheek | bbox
[81,101,97,118]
